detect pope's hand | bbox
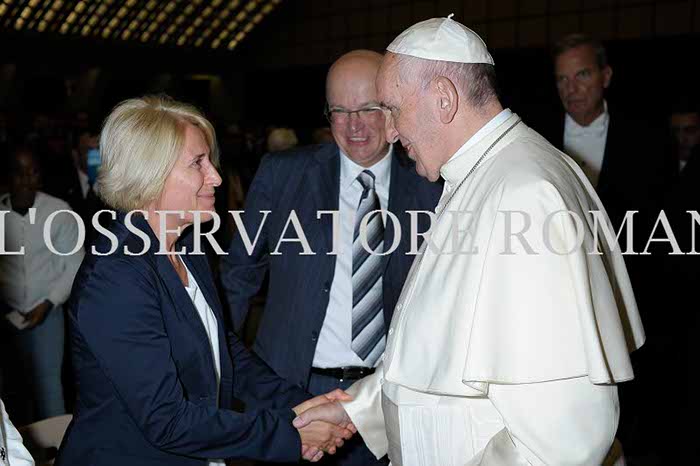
[293,388,353,416]
[293,401,354,432]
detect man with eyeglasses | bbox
[221,49,441,465]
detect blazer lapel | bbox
[598,113,617,192]
[382,151,418,275]
[151,238,219,394]
[181,249,234,407]
[310,144,341,254]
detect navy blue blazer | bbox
[56,213,309,466]
[220,143,442,389]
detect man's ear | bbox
[602,65,613,89]
[435,77,458,124]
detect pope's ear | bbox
[434,77,458,124]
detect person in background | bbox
[0,397,34,466]
[266,127,299,152]
[541,33,672,230]
[669,102,700,175]
[0,146,83,424]
[311,127,334,145]
[43,128,104,248]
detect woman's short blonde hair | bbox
[98,95,219,211]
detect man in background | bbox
[539,33,672,232]
[669,103,700,175]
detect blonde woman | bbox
[55,96,353,466]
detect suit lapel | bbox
[149,234,221,399]
[598,113,617,191]
[554,114,565,150]
[181,249,234,407]
[310,145,341,254]
[383,151,417,275]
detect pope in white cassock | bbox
[293,16,645,466]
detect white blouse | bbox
[181,261,225,466]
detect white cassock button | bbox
[396,303,402,311]
[388,328,394,336]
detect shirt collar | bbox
[448,109,513,164]
[565,100,609,137]
[339,144,393,191]
[439,109,514,183]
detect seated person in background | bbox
[0,146,84,424]
[0,397,34,466]
[55,95,353,466]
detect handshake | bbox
[292,389,356,462]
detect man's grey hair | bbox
[552,33,608,69]
[393,54,498,109]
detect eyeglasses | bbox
[324,104,384,124]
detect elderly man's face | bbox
[155,124,222,227]
[377,55,442,181]
[326,57,389,167]
[555,45,612,127]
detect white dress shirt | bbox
[563,101,610,188]
[181,260,225,466]
[0,398,34,466]
[0,192,85,313]
[312,145,393,369]
[343,112,644,465]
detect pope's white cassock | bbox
[342,110,645,466]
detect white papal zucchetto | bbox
[386,14,494,65]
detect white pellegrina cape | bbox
[343,111,645,466]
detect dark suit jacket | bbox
[220,143,442,389]
[536,107,673,231]
[42,161,106,247]
[56,213,308,466]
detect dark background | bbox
[0,0,698,140]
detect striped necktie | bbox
[351,170,386,366]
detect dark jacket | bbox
[535,106,674,231]
[56,213,308,466]
[220,143,442,389]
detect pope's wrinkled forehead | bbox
[376,52,404,105]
